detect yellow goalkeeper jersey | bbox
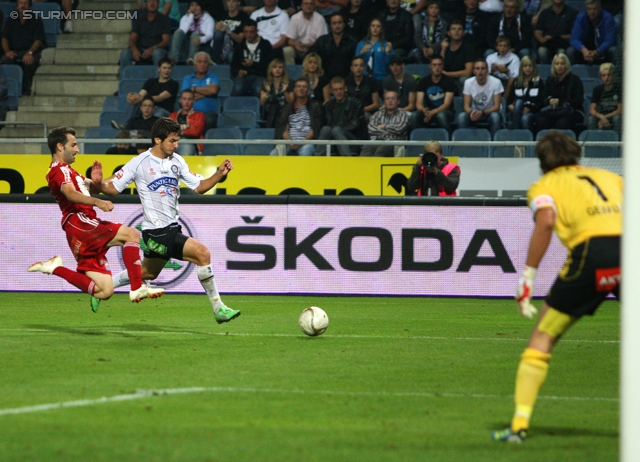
[527,165,623,250]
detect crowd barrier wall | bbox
[0,195,566,297]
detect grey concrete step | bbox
[77,1,137,11]
[14,110,101,127]
[52,48,122,64]
[36,74,118,82]
[56,39,128,50]
[38,64,120,77]
[55,32,129,47]
[33,79,118,96]
[18,105,102,113]
[72,18,130,33]
[0,142,47,154]
[19,95,109,107]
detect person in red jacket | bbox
[169,89,206,155]
[406,140,460,196]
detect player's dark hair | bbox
[152,117,181,144]
[536,130,581,173]
[48,126,75,155]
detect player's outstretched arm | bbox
[194,158,234,194]
[515,208,555,319]
[61,183,114,212]
[91,161,121,197]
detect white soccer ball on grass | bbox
[298,306,329,336]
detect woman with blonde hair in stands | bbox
[301,52,331,103]
[507,56,545,132]
[260,58,294,128]
[536,52,584,133]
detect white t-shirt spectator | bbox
[486,51,520,83]
[250,7,290,47]
[463,75,504,111]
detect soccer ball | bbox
[298,306,329,336]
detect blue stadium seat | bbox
[286,64,302,81]
[223,96,260,115]
[536,129,576,141]
[211,65,231,80]
[203,128,243,155]
[404,64,430,79]
[118,78,146,96]
[103,96,130,112]
[578,129,620,158]
[537,64,551,80]
[492,128,533,157]
[122,65,156,80]
[1,65,23,93]
[83,127,120,154]
[407,128,449,157]
[99,111,127,128]
[581,78,600,98]
[244,128,275,155]
[218,78,233,96]
[451,128,491,157]
[572,64,600,79]
[218,110,258,135]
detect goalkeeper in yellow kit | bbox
[492,130,622,443]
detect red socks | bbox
[122,242,143,291]
[52,267,96,294]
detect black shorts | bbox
[545,236,620,318]
[141,223,188,261]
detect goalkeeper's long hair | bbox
[536,130,581,174]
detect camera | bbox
[422,151,438,168]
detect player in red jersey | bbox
[28,126,165,311]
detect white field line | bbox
[0,386,618,417]
[0,328,620,343]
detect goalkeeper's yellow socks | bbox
[511,347,551,432]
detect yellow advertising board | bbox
[0,154,457,196]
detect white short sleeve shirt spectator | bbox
[463,75,505,112]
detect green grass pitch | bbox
[0,293,619,461]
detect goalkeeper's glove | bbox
[515,265,538,319]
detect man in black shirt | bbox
[440,19,473,95]
[486,0,534,58]
[231,20,273,96]
[1,0,45,95]
[455,0,491,59]
[312,12,357,80]
[409,55,456,133]
[345,56,380,122]
[115,58,179,130]
[534,0,578,64]
[378,0,414,60]
[126,96,160,152]
[119,0,171,69]
[340,0,372,42]
[212,0,250,64]
[315,76,366,156]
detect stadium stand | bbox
[536,129,576,141]
[407,128,449,157]
[203,128,243,155]
[83,127,119,154]
[0,2,60,48]
[244,128,276,155]
[579,129,620,158]
[492,128,533,158]
[451,128,491,158]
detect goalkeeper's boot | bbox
[130,284,165,303]
[90,296,101,313]
[492,427,527,443]
[28,256,63,274]
[214,304,241,324]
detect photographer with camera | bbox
[406,140,460,196]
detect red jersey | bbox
[47,162,97,226]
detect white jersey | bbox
[110,149,201,230]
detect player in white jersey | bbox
[92,118,240,324]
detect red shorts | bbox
[63,213,121,275]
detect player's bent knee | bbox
[122,226,141,243]
[538,307,576,338]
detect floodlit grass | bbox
[0,293,619,461]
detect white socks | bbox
[113,270,130,289]
[197,265,223,310]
